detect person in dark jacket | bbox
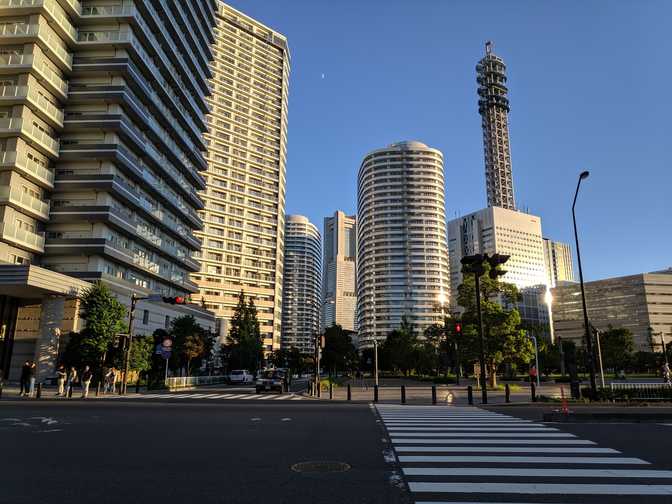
[19,361,31,397]
[81,365,93,399]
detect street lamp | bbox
[527,333,540,388]
[572,170,597,396]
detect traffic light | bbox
[455,322,462,335]
[487,253,510,280]
[461,254,486,276]
[162,296,187,305]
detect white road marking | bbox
[408,482,672,495]
[403,467,672,478]
[391,438,595,445]
[394,446,619,454]
[397,456,648,464]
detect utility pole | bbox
[474,272,487,404]
[121,293,140,395]
[593,326,605,388]
[373,339,379,387]
[528,333,540,388]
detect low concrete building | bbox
[551,269,672,351]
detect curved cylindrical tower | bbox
[356,141,450,348]
[477,41,516,210]
[281,215,322,354]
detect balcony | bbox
[0,85,64,128]
[0,117,59,157]
[0,220,45,252]
[0,53,69,99]
[0,184,50,220]
[0,21,72,70]
[0,150,54,188]
[0,0,78,44]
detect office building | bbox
[477,41,515,210]
[551,269,672,351]
[0,0,218,380]
[281,215,321,354]
[448,206,548,296]
[356,141,450,348]
[321,210,356,332]
[191,3,290,352]
[543,238,575,288]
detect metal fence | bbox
[165,375,228,390]
[609,382,672,401]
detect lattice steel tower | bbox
[477,41,516,210]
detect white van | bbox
[228,369,253,384]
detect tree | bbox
[170,315,206,374]
[64,282,126,368]
[381,316,418,375]
[457,262,533,387]
[321,325,358,375]
[600,326,635,371]
[113,335,153,373]
[223,291,263,374]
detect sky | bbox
[229,0,671,281]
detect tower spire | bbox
[477,41,516,210]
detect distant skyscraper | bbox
[477,41,516,210]
[321,211,357,332]
[193,2,290,352]
[281,215,321,354]
[357,141,450,347]
[543,238,575,288]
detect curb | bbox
[543,412,672,423]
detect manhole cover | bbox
[291,461,351,473]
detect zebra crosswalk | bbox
[377,404,672,503]
[100,392,305,401]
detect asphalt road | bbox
[0,400,406,504]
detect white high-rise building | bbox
[192,3,290,352]
[356,141,450,348]
[321,211,356,332]
[281,215,321,354]
[543,238,575,288]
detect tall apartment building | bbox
[357,141,450,348]
[543,238,575,288]
[192,3,289,352]
[321,210,356,332]
[281,215,320,354]
[552,269,672,351]
[477,41,515,210]
[0,0,218,380]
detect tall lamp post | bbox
[572,170,597,396]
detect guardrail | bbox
[609,382,672,401]
[165,375,228,390]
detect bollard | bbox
[317,381,321,398]
[467,385,473,405]
[401,385,406,404]
[96,382,101,397]
[431,385,437,405]
[347,384,351,401]
[531,382,537,402]
[36,383,42,399]
[136,376,141,394]
[374,384,379,403]
[329,382,333,400]
[309,382,314,396]
[505,383,511,403]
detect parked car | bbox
[255,369,288,394]
[228,369,253,384]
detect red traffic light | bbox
[162,296,187,305]
[455,323,462,334]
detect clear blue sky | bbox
[229,0,671,281]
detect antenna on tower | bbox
[485,40,493,55]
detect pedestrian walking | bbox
[81,365,93,399]
[662,363,671,385]
[19,360,31,396]
[55,364,67,396]
[27,361,36,397]
[65,366,77,397]
[104,367,115,394]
